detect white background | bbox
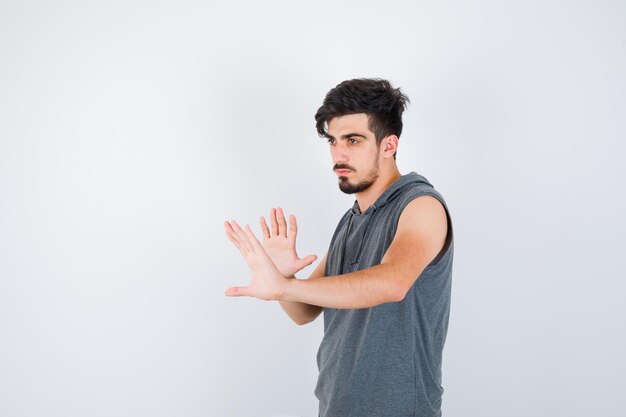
[1,1,624,416]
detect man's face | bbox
[327,113,381,194]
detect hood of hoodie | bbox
[339,171,433,268]
[350,171,433,216]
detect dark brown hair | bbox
[314,78,409,159]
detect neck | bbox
[355,165,402,213]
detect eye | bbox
[327,137,336,145]
[348,139,358,144]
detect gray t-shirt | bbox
[315,172,454,417]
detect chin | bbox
[338,178,375,194]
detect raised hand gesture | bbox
[223,220,290,300]
[258,207,317,277]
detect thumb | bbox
[225,286,251,297]
[299,254,318,267]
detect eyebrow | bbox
[326,132,369,140]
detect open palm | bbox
[258,208,317,277]
[223,220,290,300]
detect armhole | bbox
[429,197,453,266]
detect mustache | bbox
[333,164,355,172]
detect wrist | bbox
[279,277,299,302]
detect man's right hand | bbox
[259,207,317,277]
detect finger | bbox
[244,224,265,252]
[289,214,298,240]
[296,254,318,270]
[302,254,317,266]
[229,220,254,253]
[224,221,244,248]
[224,227,241,248]
[277,207,288,237]
[225,286,251,297]
[269,208,278,236]
[259,216,271,240]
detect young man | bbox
[224,78,454,417]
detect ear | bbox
[381,135,399,159]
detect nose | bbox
[330,141,348,164]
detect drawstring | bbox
[338,213,354,273]
[345,204,378,267]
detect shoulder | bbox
[397,195,447,245]
[382,195,448,267]
[400,194,447,226]
[380,194,449,295]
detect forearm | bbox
[277,275,322,325]
[278,299,323,325]
[280,263,406,309]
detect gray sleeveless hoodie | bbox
[315,171,454,417]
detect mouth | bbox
[335,169,352,176]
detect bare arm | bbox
[278,254,326,325]
[225,195,448,309]
[281,195,447,308]
[226,207,322,325]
